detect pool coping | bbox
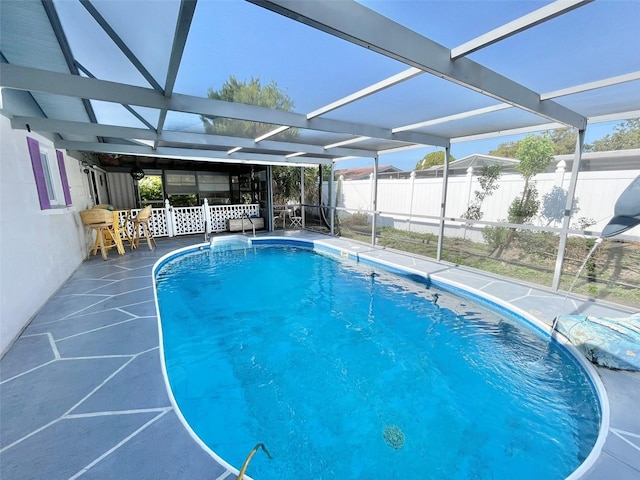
[154,234,613,480]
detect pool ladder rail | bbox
[237,443,273,480]
[241,212,256,237]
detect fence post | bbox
[165,199,175,237]
[203,198,211,234]
[408,170,416,232]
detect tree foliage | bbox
[415,151,455,170]
[488,119,640,157]
[514,135,554,180]
[201,75,298,139]
[587,118,640,151]
[138,176,163,204]
[461,165,501,221]
[508,184,540,224]
[508,135,554,224]
[546,128,578,154]
[487,141,519,158]
[272,166,321,205]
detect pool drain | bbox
[383,425,405,450]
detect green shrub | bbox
[482,225,509,251]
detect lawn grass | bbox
[339,225,640,309]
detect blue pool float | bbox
[555,313,640,371]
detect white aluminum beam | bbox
[55,140,333,166]
[163,0,196,98]
[248,0,587,129]
[587,110,640,124]
[155,0,198,147]
[254,67,423,146]
[451,122,565,143]
[79,0,163,93]
[306,67,422,119]
[10,115,376,158]
[0,64,448,148]
[540,71,640,100]
[390,73,639,136]
[324,136,371,149]
[451,0,593,59]
[392,104,511,133]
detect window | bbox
[138,174,164,207]
[165,171,196,193]
[40,151,57,203]
[27,137,72,209]
[197,172,229,192]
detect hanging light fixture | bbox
[130,158,145,181]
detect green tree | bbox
[201,75,298,139]
[508,135,554,224]
[415,151,455,170]
[272,166,322,205]
[547,128,578,154]
[586,118,640,151]
[489,119,640,157]
[138,176,163,205]
[488,141,519,158]
[490,128,576,156]
[461,164,502,221]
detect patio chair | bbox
[288,208,302,229]
[79,208,120,260]
[130,205,156,250]
[273,207,286,229]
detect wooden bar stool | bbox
[79,208,120,260]
[131,205,156,250]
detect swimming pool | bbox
[154,237,605,480]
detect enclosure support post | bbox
[267,165,275,232]
[330,161,335,235]
[552,129,585,291]
[371,155,379,246]
[300,166,305,228]
[408,170,416,232]
[436,145,451,261]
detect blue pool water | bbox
[155,243,601,480]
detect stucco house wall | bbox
[0,114,93,355]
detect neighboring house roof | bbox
[427,154,519,171]
[336,165,401,180]
[420,149,640,176]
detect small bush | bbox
[482,225,509,251]
[340,212,369,227]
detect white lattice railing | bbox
[116,200,263,238]
[172,206,206,236]
[117,208,169,239]
[207,203,260,233]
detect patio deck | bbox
[1,232,638,480]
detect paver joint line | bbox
[67,408,172,480]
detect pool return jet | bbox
[550,175,640,371]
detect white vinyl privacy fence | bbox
[334,167,640,241]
